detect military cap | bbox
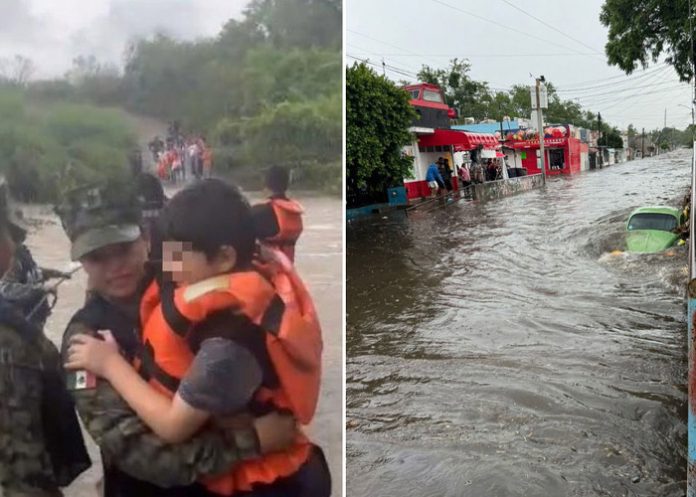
[55,178,143,261]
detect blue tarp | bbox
[452,121,521,135]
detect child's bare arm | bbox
[66,332,210,443]
[100,353,210,443]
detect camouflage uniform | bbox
[0,312,64,497]
[56,180,261,490]
[0,180,89,497]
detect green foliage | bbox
[53,0,343,192]
[240,93,341,167]
[600,0,695,81]
[418,59,492,120]
[0,86,135,202]
[346,63,416,206]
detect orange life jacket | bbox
[264,198,304,263]
[136,254,322,494]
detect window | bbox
[410,90,420,99]
[422,90,444,103]
[627,213,678,232]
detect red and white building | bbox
[504,125,589,175]
[401,83,501,199]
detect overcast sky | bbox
[347,0,693,131]
[0,0,247,79]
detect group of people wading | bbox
[0,161,329,497]
[149,122,213,184]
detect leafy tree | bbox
[418,59,493,120]
[244,0,341,49]
[600,0,695,81]
[346,63,415,207]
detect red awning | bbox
[418,129,499,151]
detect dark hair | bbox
[159,179,255,266]
[137,173,166,208]
[265,166,289,194]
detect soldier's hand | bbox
[253,412,299,454]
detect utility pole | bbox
[382,59,386,76]
[642,127,645,158]
[535,77,547,184]
[597,112,603,168]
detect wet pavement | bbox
[347,151,690,496]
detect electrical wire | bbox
[499,0,603,55]
[429,0,604,59]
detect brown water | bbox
[21,192,342,497]
[347,151,690,497]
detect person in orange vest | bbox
[65,179,331,496]
[202,142,213,178]
[252,166,303,263]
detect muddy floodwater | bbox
[20,191,342,497]
[347,151,690,496]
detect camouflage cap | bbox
[55,179,143,261]
[0,178,29,243]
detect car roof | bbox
[628,206,680,218]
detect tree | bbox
[0,55,35,86]
[244,0,341,49]
[418,59,493,120]
[600,0,695,81]
[346,63,415,207]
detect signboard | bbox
[511,138,568,149]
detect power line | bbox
[346,54,419,80]
[555,62,670,89]
[348,30,421,57]
[572,67,678,105]
[429,0,604,59]
[499,0,602,54]
[347,44,424,74]
[562,80,686,101]
[365,52,599,58]
[556,64,671,93]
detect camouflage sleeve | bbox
[0,325,61,496]
[62,321,260,488]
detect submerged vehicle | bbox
[625,206,683,253]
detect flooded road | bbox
[347,151,690,497]
[20,192,342,497]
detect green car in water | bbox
[625,206,683,253]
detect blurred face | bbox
[162,241,236,285]
[80,239,148,301]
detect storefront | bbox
[403,129,500,198]
[505,126,589,175]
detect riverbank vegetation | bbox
[0,87,136,202]
[3,0,341,199]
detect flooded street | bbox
[20,192,342,497]
[347,151,690,496]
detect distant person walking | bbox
[458,162,471,188]
[439,158,453,192]
[426,162,444,197]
